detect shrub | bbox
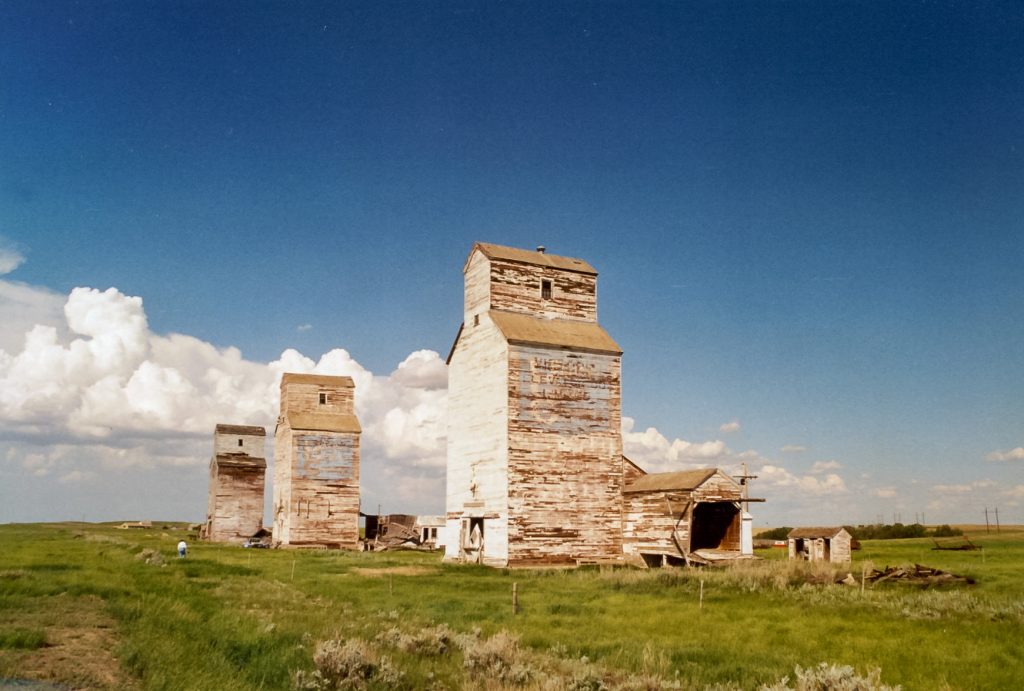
[294,637,404,690]
[461,630,534,686]
[759,662,900,691]
[756,527,793,540]
[135,548,165,566]
[931,524,963,537]
[375,623,453,656]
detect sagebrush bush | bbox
[134,548,165,566]
[461,630,534,686]
[294,637,404,690]
[759,662,900,691]
[375,623,453,656]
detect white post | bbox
[740,512,753,555]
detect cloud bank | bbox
[0,283,447,519]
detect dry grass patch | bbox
[350,565,439,577]
[0,594,139,690]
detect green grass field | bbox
[1,523,1021,690]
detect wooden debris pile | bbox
[837,564,975,587]
[932,536,980,551]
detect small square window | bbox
[541,279,552,300]
[318,392,326,405]
[238,439,243,447]
[473,314,480,327]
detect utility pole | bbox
[985,507,990,533]
[995,507,1001,534]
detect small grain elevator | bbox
[204,424,266,542]
[272,373,361,549]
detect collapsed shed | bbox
[622,467,757,566]
[787,526,853,563]
[204,424,266,543]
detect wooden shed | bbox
[445,242,625,567]
[204,424,266,543]
[622,467,752,566]
[787,527,853,563]
[272,373,361,549]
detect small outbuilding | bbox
[622,467,756,566]
[787,526,853,563]
[415,515,446,548]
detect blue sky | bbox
[1,2,1022,527]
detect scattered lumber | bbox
[932,536,980,551]
[837,564,975,587]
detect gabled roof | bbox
[215,424,266,436]
[280,373,355,388]
[623,455,647,476]
[489,310,621,355]
[623,468,723,494]
[284,412,361,434]
[787,527,850,539]
[467,242,598,275]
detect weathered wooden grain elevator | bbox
[272,373,361,549]
[204,424,266,542]
[444,242,624,566]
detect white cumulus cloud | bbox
[622,417,729,473]
[780,444,807,453]
[809,460,842,474]
[0,238,25,275]
[719,420,741,434]
[987,447,1024,462]
[758,464,847,495]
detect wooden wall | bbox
[623,491,688,557]
[444,311,510,566]
[488,257,597,322]
[274,429,360,548]
[206,458,265,542]
[506,345,623,565]
[206,426,266,543]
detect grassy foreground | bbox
[1,523,1022,690]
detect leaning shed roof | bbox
[468,242,598,275]
[214,453,267,469]
[489,310,622,354]
[285,412,362,434]
[280,373,355,388]
[215,424,266,436]
[787,527,849,539]
[623,468,721,494]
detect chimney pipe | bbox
[536,245,546,254]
